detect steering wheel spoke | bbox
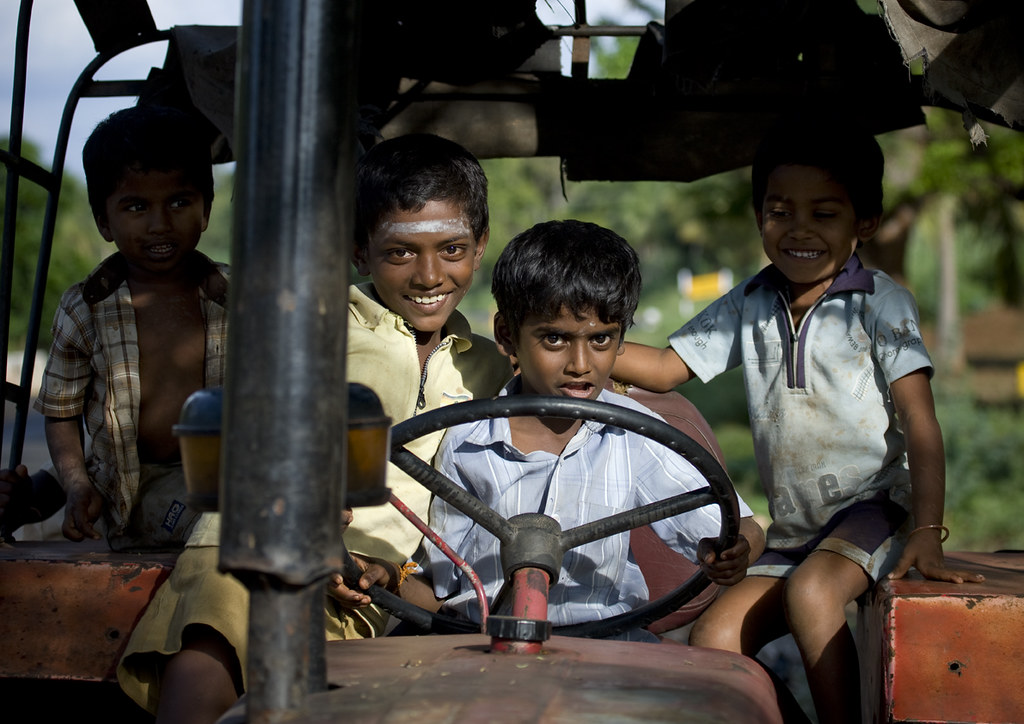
[390,445,515,543]
[562,487,721,550]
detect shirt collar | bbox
[349,281,474,352]
[82,250,229,306]
[744,252,874,297]
[466,377,611,454]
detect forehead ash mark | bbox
[380,219,470,236]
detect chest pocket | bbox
[746,338,782,374]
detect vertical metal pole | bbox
[2,0,34,467]
[224,0,358,720]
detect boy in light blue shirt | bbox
[422,220,764,640]
[613,114,984,722]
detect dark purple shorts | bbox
[748,491,909,582]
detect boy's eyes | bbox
[383,244,468,261]
[589,333,620,350]
[540,333,616,347]
[765,207,840,220]
[119,196,196,213]
[439,244,468,259]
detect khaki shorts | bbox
[117,545,386,714]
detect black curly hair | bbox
[492,219,642,340]
[83,104,214,219]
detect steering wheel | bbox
[359,395,740,639]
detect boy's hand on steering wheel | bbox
[327,553,397,608]
[697,534,751,586]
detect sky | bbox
[1,1,652,181]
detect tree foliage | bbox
[1,139,235,351]
[1,138,107,350]
[885,110,1024,316]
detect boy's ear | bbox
[493,312,517,361]
[857,215,881,241]
[754,210,764,234]
[352,243,371,276]
[95,214,115,243]
[472,229,489,271]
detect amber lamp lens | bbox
[179,434,222,511]
[174,387,224,512]
[346,423,391,507]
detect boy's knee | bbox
[784,555,869,616]
[161,638,242,724]
[689,608,738,651]
[783,573,844,622]
[180,624,244,695]
[782,569,817,604]
[688,616,715,647]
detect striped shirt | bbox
[34,251,229,533]
[427,382,752,630]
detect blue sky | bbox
[1,1,650,180]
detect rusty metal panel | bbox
[286,634,783,723]
[859,551,1024,723]
[0,541,175,681]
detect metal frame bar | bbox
[0,0,168,469]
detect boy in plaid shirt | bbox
[34,104,227,551]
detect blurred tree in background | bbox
[1,137,106,351]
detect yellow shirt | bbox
[343,283,511,561]
[189,283,511,563]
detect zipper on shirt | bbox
[415,339,448,412]
[778,291,826,390]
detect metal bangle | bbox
[909,524,950,543]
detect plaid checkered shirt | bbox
[34,251,229,532]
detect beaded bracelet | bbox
[909,524,950,543]
[396,561,419,589]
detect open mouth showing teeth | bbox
[149,244,174,254]
[409,294,448,304]
[562,383,592,395]
[786,249,823,259]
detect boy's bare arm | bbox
[614,342,694,392]
[886,370,983,583]
[394,574,445,611]
[45,416,103,541]
[739,515,766,561]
